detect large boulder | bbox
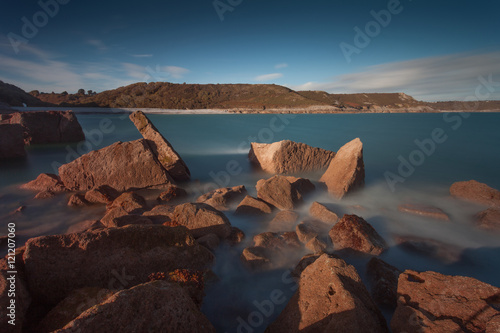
[0,124,25,159]
[196,185,247,211]
[256,175,315,210]
[265,254,389,333]
[59,139,174,191]
[450,180,500,207]
[23,225,214,305]
[129,111,190,181]
[249,140,335,174]
[320,138,365,199]
[57,281,215,333]
[391,270,500,333]
[172,203,232,239]
[329,214,388,255]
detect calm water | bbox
[1,112,500,332]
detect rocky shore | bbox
[1,111,499,332]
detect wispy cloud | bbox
[86,39,108,51]
[164,66,190,79]
[130,54,153,58]
[275,63,288,69]
[254,73,283,82]
[293,51,500,101]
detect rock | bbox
[197,234,220,251]
[391,270,500,333]
[291,253,321,278]
[296,221,322,244]
[67,193,89,207]
[329,214,388,255]
[156,185,188,203]
[0,124,25,159]
[227,227,245,246]
[320,138,365,199]
[394,235,463,264]
[249,140,335,174]
[100,207,129,227]
[475,207,500,231]
[34,190,56,200]
[366,257,401,309]
[23,225,214,305]
[106,215,153,228]
[309,201,339,224]
[256,175,315,210]
[235,195,273,215]
[266,254,389,333]
[66,220,104,234]
[57,281,215,333]
[268,210,299,232]
[3,111,85,145]
[242,232,302,270]
[196,185,247,211]
[398,203,450,221]
[21,173,66,193]
[254,231,301,250]
[129,111,190,181]
[142,205,175,224]
[450,180,500,207]
[59,139,174,191]
[37,287,115,333]
[108,192,147,214]
[84,185,119,204]
[305,237,327,253]
[172,203,232,239]
[1,258,31,333]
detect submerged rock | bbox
[398,203,450,221]
[242,232,302,270]
[268,210,300,232]
[196,185,247,211]
[320,138,365,199]
[450,180,500,207]
[394,235,463,264]
[249,140,335,174]
[0,124,25,159]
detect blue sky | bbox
[0,0,499,101]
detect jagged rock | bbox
[100,207,129,227]
[256,175,315,210]
[450,180,500,207]
[305,237,327,253]
[398,203,450,221]
[23,225,214,305]
[56,281,215,333]
[172,203,232,239]
[142,205,176,224]
[309,201,339,224]
[249,140,335,174]
[475,207,500,231]
[227,227,245,246]
[84,185,119,204]
[296,221,322,244]
[235,195,273,215]
[21,173,66,193]
[291,253,322,278]
[66,220,104,234]
[266,254,389,333]
[366,257,401,309]
[320,138,365,199]
[196,185,247,211]
[329,214,387,255]
[268,210,299,232]
[108,192,147,214]
[156,185,188,203]
[0,124,25,159]
[129,111,190,181]
[34,190,56,200]
[67,193,89,207]
[391,270,500,333]
[59,139,174,191]
[394,235,463,264]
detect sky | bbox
[0,0,499,101]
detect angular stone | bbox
[21,173,66,193]
[108,192,147,214]
[227,227,245,246]
[172,203,232,239]
[309,201,339,224]
[196,185,247,211]
[268,210,299,232]
[450,180,500,207]
[142,205,176,224]
[156,185,188,203]
[84,185,119,204]
[67,193,89,207]
[256,175,314,210]
[235,195,273,215]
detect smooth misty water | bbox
[1,112,500,332]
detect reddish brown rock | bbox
[129,111,190,181]
[197,233,220,251]
[296,221,322,244]
[57,281,215,333]
[291,253,322,278]
[0,124,25,159]
[394,235,463,264]
[475,207,500,231]
[142,205,176,224]
[227,227,245,246]
[320,138,365,199]
[268,210,299,232]
[450,180,500,207]
[108,192,147,214]
[66,220,104,234]
[196,185,247,211]
[235,195,273,215]
[156,185,188,203]
[84,185,119,204]
[242,232,302,270]
[256,175,315,210]
[100,207,129,227]
[67,193,89,207]
[266,254,388,333]
[23,225,214,304]
[391,270,500,333]
[106,215,153,228]
[59,139,174,192]
[329,214,387,255]
[21,173,66,193]
[309,201,339,224]
[249,140,335,174]
[34,190,56,200]
[1,258,31,333]
[366,257,401,309]
[398,203,450,221]
[305,237,327,253]
[172,203,232,239]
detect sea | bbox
[1,108,499,332]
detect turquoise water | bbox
[1,112,500,332]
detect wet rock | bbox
[57,281,215,333]
[227,227,245,246]
[108,192,147,214]
[197,234,220,251]
[329,214,388,255]
[21,173,66,193]
[450,180,500,207]
[59,139,174,192]
[398,203,450,221]
[129,111,191,181]
[391,270,500,333]
[475,207,500,231]
[394,235,463,264]
[196,185,247,211]
[66,220,104,234]
[320,138,365,199]
[0,124,25,159]
[309,201,339,224]
[249,140,335,174]
[84,185,119,204]
[172,203,232,239]
[268,210,299,232]
[235,195,273,215]
[156,185,188,203]
[67,193,89,207]
[266,254,389,333]
[23,225,214,305]
[256,175,314,210]
[366,257,401,309]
